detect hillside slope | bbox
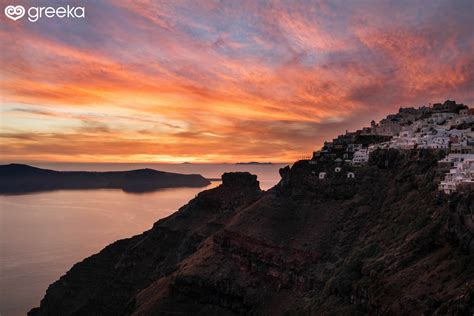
[30,151,474,315]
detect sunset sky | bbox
[1,0,473,163]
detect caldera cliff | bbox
[30,150,474,315]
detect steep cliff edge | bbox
[30,152,474,315]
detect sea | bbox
[0,163,286,316]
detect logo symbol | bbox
[4,5,25,21]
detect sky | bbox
[1,0,473,163]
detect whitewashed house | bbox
[451,115,474,125]
[353,149,369,165]
[399,126,415,138]
[439,156,474,194]
[429,136,449,149]
[439,153,474,164]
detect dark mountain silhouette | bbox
[0,164,211,194]
[29,150,474,315]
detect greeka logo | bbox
[4,4,85,22]
[4,5,25,21]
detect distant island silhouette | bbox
[0,164,211,194]
[236,162,273,165]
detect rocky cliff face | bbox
[447,190,474,254]
[30,153,474,315]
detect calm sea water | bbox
[0,164,285,316]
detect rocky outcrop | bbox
[29,172,261,316]
[30,153,474,315]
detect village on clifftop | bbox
[310,100,474,194]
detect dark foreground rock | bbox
[0,164,210,194]
[30,153,474,315]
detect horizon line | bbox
[0,161,292,165]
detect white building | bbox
[428,136,449,149]
[352,149,369,165]
[439,153,474,164]
[451,115,474,126]
[439,156,474,194]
